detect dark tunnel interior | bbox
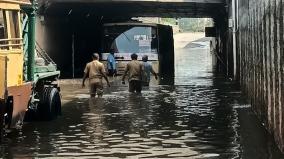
[40,1,226,79]
[45,15,127,78]
[44,15,175,79]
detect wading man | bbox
[122,53,143,93]
[107,50,117,76]
[142,55,158,86]
[82,53,110,97]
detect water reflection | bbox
[0,39,283,158]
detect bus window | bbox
[0,9,8,50]
[8,10,20,49]
[0,10,21,50]
[8,11,19,39]
[103,26,158,54]
[101,23,173,74]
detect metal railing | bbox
[0,38,23,49]
[22,14,55,65]
[35,41,56,65]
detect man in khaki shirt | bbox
[82,53,110,97]
[122,53,143,93]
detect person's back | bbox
[122,53,143,93]
[141,55,158,86]
[82,53,110,97]
[142,61,152,83]
[127,60,143,81]
[107,52,116,76]
[86,60,104,83]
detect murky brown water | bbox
[1,39,284,159]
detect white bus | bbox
[101,22,174,76]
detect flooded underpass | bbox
[1,35,284,159]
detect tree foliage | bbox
[161,18,213,32]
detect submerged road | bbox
[1,38,284,158]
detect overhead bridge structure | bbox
[34,0,284,153]
[36,0,227,78]
[39,0,225,18]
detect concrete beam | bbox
[46,0,224,4]
[39,0,225,18]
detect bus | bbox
[100,22,174,78]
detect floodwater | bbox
[1,38,284,159]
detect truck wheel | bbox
[38,87,61,121]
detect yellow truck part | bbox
[0,51,23,87]
[0,0,61,129]
[0,3,24,87]
[0,0,31,128]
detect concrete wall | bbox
[37,15,104,78]
[213,10,232,76]
[237,0,284,152]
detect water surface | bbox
[1,39,283,159]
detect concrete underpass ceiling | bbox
[39,0,227,18]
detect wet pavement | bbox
[1,39,284,158]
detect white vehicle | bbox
[101,22,174,76]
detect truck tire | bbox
[38,87,61,121]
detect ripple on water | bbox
[75,94,90,99]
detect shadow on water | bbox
[0,39,284,158]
